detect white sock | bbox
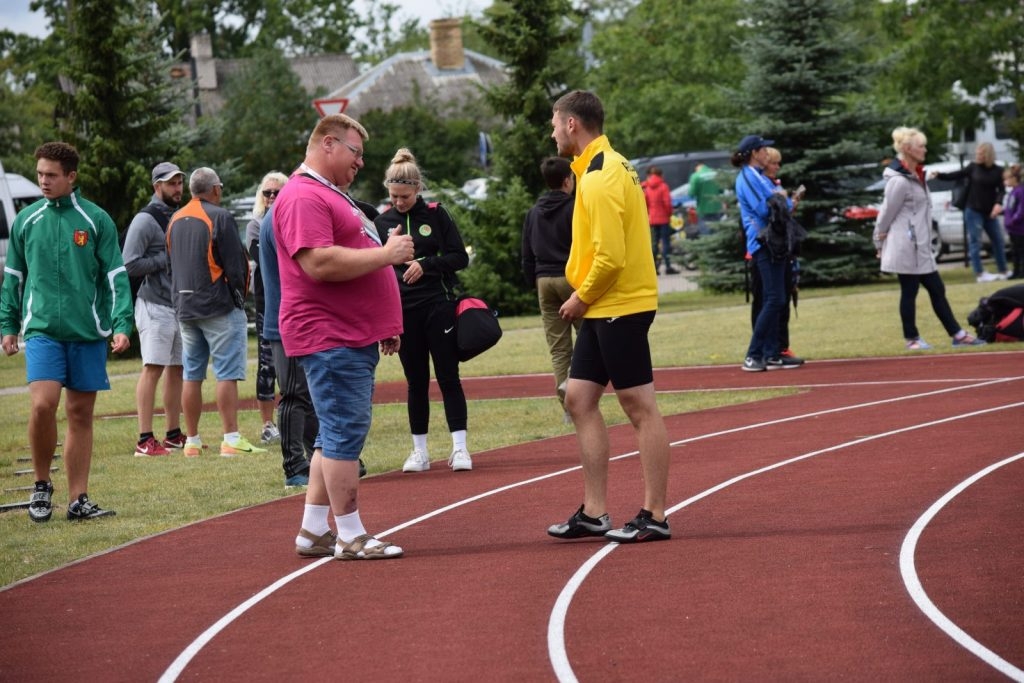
[412,434,428,454]
[452,430,467,452]
[186,435,202,446]
[954,330,967,340]
[223,431,240,445]
[296,504,331,547]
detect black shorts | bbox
[569,310,655,390]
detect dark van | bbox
[629,150,731,192]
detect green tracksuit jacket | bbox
[0,187,133,342]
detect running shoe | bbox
[261,421,281,444]
[162,433,187,450]
[28,480,53,523]
[220,437,268,456]
[765,355,803,370]
[134,436,171,457]
[183,440,204,458]
[605,509,671,543]
[402,449,430,473]
[547,505,611,539]
[66,494,116,521]
[742,357,766,372]
[448,448,472,471]
[952,333,986,347]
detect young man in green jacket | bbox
[0,141,133,522]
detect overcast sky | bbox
[2,0,490,40]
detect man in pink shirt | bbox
[274,113,414,560]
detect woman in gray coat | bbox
[873,126,984,349]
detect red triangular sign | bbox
[313,98,349,117]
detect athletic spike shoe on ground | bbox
[220,437,268,456]
[604,509,671,543]
[183,441,204,457]
[66,494,116,521]
[28,480,53,523]
[134,436,171,457]
[162,433,187,450]
[448,448,472,471]
[547,505,611,539]
[402,449,429,472]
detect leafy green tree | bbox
[872,0,1024,160]
[0,31,61,176]
[448,0,583,316]
[203,48,312,190]
[585,0,746,158]
[355,103,483,204]
[47,0,196,229]
[698,0,891,292]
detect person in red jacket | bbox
[642,166,677,274]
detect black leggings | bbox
[399,300,466,434]
[897,271,961,340]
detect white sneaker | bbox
[402,449,430,473]
[996,272,1010,281]
[976,271,998,283]
[448,448,472,471]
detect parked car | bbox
[629,150,731,196]
[932,160,1012,257]
[846,160,984,259]
[0,162,45,282]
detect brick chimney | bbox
[429,18,465,71]
[190,32,217,89]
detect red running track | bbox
[1,352,1022,681]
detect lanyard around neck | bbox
[298,163,381,245]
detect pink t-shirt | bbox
[273,173,402,357]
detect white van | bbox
[0,161,45,281]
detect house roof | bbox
[322,48,507,119]
[173,52,360,119]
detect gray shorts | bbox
[135,298,183,367]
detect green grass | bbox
[0,266,998,587]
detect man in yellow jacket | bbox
[546,90,672,543]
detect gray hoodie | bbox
[122,195,176,307]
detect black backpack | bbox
[967,283,1024,342]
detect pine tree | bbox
[50,0,194,228]
[450,0,584,316]
[698,0,892,291]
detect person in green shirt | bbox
[687,162,725,235]
[1,141,133,523]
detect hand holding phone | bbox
[793,184,806,202]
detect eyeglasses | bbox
[262,189,280,198]
[326,135,364,160]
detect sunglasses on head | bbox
[262,189,280,198]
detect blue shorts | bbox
[299,344,378,462]
[179,308,248,382]
[25,336,111,391]
[570,310,656,390]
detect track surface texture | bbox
[2,352,1022,682]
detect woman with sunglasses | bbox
[245,171,288,444]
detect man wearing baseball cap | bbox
[121,161,187,457]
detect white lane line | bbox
[548,400,1024,683]
[159,376,1022,682]
[899,453,1024,682]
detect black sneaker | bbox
[605,509,671,543]
[742,357,766,372]
[28,480,53,523]
[547,505,611,539]
[66,494,116,521]
[766,355,803,370]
